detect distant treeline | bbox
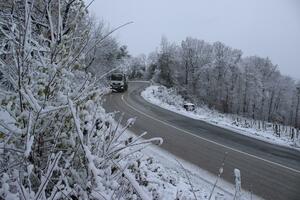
[129,37,300,128]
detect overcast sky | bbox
[88,0,300,79]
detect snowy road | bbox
[104,81,300,200]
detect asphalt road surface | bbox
[104,81,300,200]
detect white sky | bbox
[87,0,300,80]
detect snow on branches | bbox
[0,0,162,199]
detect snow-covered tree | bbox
[86,18,130,79]
[146,36,299,127]
[126,54,147,79]
[154,37,181,88]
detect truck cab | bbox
[110,73,128,92]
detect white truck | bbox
[110,73,128,92]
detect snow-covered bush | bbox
[143,85,185,108]
[0,1,161,199]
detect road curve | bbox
[104,81,300,200]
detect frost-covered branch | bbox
[34,151,62,200]
[0,1,160,199]
[24,112,34,158]
[208,152,228,200]
[123,169,152,200]
[68,98,84,143]
[0,120,22,135]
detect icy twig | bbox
[107,137,163,159]
[68,98,84,143]
[0,120,22,135]
[0,147,24,154]
[208,152,228,200]
[20,87,41,112]
[18,179,29,200]
[34,151,62,200]
[123,169,152,200]
[175,158,198,200]
[24,112,34,158]
[116,143,152,163]
[40,105,69,115]
[106,113,124,153]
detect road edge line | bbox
[121,94,300,174]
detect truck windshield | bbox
[111,74,123,81]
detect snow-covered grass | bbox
[141,85,300,150]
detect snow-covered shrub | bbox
[0,1,161,199]
[143,85,185,108]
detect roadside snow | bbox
[123,130,261,200]
[141,85,300,150]
[105,114,260,199]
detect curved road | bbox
[104,81,300,200]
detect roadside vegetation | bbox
[142,85,300,148]
[129,37,300,137]
[0,1,165,199]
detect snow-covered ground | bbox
[141,85,300,150]
[123,130,260,200]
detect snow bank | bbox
[141,85,300,150]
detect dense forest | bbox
[130,37,300,128]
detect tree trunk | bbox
[268,90,275,122]
[295,92,300,128]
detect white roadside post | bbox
[234,168,242,200]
